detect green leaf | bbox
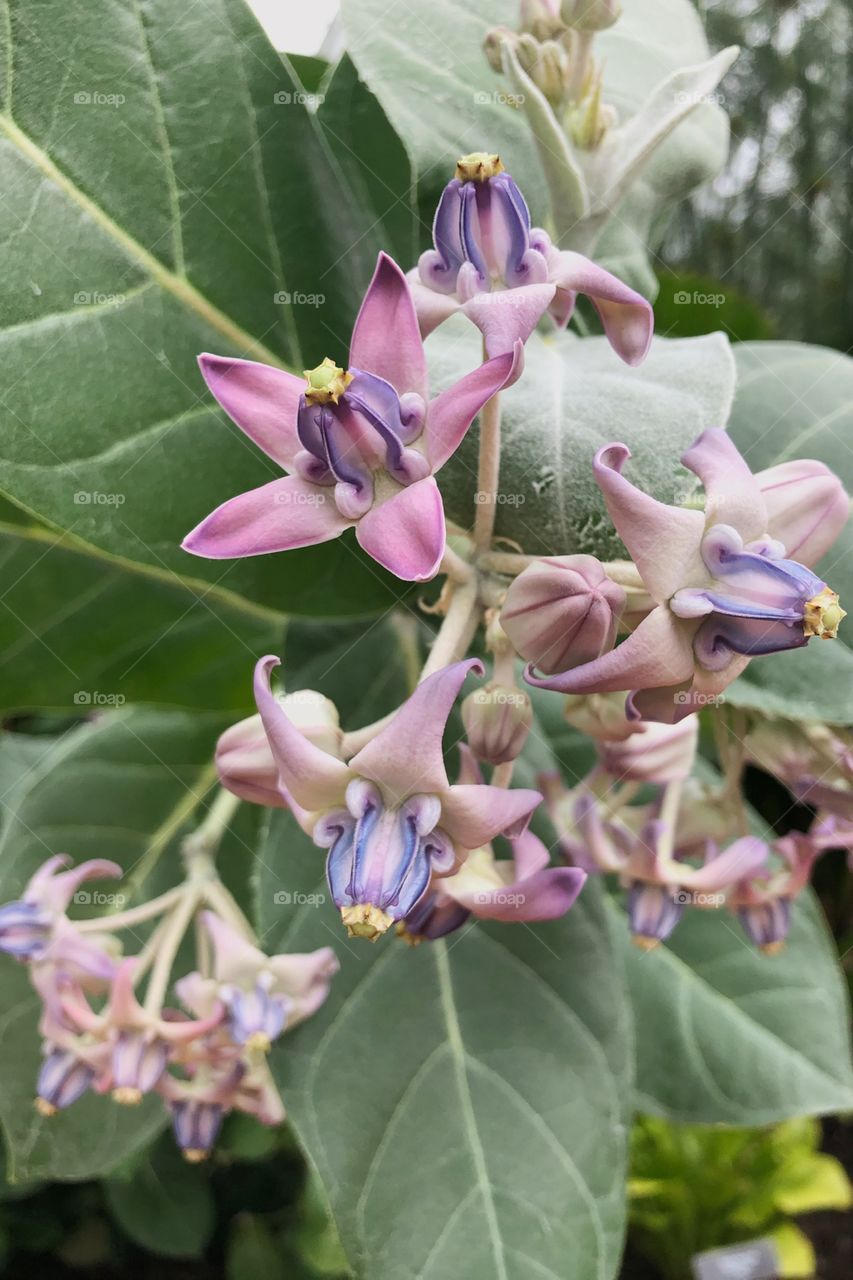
[226,1215,289,1280]
[433,323,736,557]
[617,891,853,1125]
[0,520,282,714]
[726,341,853,720]
[103,1134,215,1258]
[0,707,255,1181]
[257,809,633,1280]
[0,0,406,617]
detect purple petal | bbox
[682,429,766,542]
[594,444,706,602]
[254,657,351,813]
[461,285,557,358]
[348,660,483,805]
[549,251,654,365]
[182,475,349,559]
[355,476,445,582]
[349,253,427,399]
[756,458,849,566]
[682,836,769,891]
[471,865,586,922]
[526,605,694,695]
[439,783,542,848]
[198,354,304,468]
[406,272,462,338]
[425,343,523,472]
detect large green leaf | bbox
[0,517,281,714]
[617,892,853,1125]
[0,707,258,1181]
[341,0,730,284]
[0,0,408,616]
[257,809,633,1280]
[103,1135,215,1258]
[433,323,736,557]
[726,341,853,721]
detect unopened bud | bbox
[501,555,625,676]
[520,0,564,40]
[462,685,533,765]
[755,458,849,568]
[561,0,621,32]
[216,691,342,807]
[567,67,616,149]
[516,35,571,106]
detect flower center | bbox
[302,357,352,405]
[804,587,846,639]
[455,151,504,182]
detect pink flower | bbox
[183,253,521,582]
[253,656,542,940]
[408,155,653,362]
[527,430,847,722]
[728,830,827,953]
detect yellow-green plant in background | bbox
[629,1116,851,1279]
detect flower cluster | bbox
[0,853,336,1161]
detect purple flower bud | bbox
[756,458,849,567]
[35,1048,95,1116]
[216,691,342,808]
[502,555,625,676]
[319,780,455,940]
[0,900,52,959]
[626,882,684,950]
[737,899,791,954]
[462,685,533,765]
[221,979,289,1051]
[111,1031,168,1105]
[169,1099,224,1163]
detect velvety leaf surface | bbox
[433,323,736,557]
[0,0,409,616]
[257,809,633,1280]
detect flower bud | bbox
[756,458,849,568]
[599,716,698,784]
[520,0,563,40]
[517,35,571,106]
[501,554,625,676]
[462,685,533,765]
[561,0,621,32]
[216,691,342,808]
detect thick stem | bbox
[473,388,502,552]
[142,885,202,1014]
[440,544,474,584]
[182,787,241,869]
[203,878,256,941]
[657,779,684,864]
[491,761,515,789]
[419,580,482,681]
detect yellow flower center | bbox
[803,586,845,640]
[340,903,393,941]
[455,152,504,182]
[303,357,352,405]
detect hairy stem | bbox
[420,579,483,680]
[473,388,502,552]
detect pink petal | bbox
[469,865,586,922]
[202,911,266,986]
[461,284,557,358]
[682,836,769,891]
[682,429,766,542]
[198,354,304,468]
[406,271,462,339]
[182,475,349,559]
[268,947,338,1023]
[526,606,695,695]
[549,251,653,366]
[254,657,351,813]
[27,857,122,913]
[439,783,542,849]
[756,458,850,566]
[355,476,445,581]
[425,342,523,472]
[348,659,484,805]
[349,253,427,399]
[509,829,551,879]
[594,444,706,602]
